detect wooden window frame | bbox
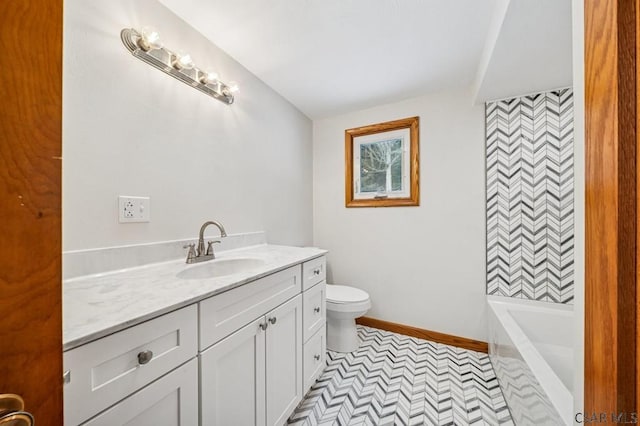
[344,116,420,208]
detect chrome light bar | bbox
[120,27,238,105]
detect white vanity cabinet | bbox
[199,260,326,426]
[200,295,303,426]
[63,305,198,426]
[199,265,304,426]
[64,253,327,426]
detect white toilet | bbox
[326,284,371,352]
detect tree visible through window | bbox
[359,138,403,193]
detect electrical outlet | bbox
[118,196,150,223]
[123,200,135,218]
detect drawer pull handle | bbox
[314,354,321,361]
[314,307,321,313]
[313,268,321,275]
[268,317,277,325]
[259,322,268,331]
[137,350,153,365]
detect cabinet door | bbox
[265,295,303,426]
[81,358,198,426]
[200,317,266,426]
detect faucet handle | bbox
[183,243,197,263]
[206,240,221,256]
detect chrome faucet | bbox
[183,220,227,264]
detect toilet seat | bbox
[326,285,369,304]
[326,285,371,313]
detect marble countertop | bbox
[63,244,327,351]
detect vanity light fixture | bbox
[120,27,237,105]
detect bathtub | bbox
[487,296,574,426]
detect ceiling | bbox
[473,0,573,103]
[159,0,572,118]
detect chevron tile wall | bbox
[288,326,513,426]
[486,89,574,304]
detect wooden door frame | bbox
[585,0,638,414]
[0,0,63,424]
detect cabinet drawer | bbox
[64,305,198,426]
[200,265,302,350]
[82,358,198,426]
[302,257,326,291]
[303,327,326,395]
[302,281,325,342]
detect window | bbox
[345,116,419,207]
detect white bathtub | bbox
[487,295,573,426]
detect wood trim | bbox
[637,0,640,412]
[585,0,637,414]
[355,317,488,353]
[345,116,420,207]
[0,0,63,423]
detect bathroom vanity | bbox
[62,245,327,426]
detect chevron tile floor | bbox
[288,326,513,426]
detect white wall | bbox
[63,0,313,251]
[313,90,487,341]
[571,0,585,415]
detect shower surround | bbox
[486,89,574,304]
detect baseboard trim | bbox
[355,317,488,353]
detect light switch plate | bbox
[118,196,150,223]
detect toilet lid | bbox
[326,285,369,303]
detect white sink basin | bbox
[176,258,265,280]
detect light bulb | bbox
[201,71,219,84]
[139,27,163,51]
[173,51,194,70]
[227,81,239,93]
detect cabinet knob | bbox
[259,322,268,331]
[313,268,321,275]
[314,306,321,313]
[137,350,153,365]
[268,317,277,325]
[314,354,320,361]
